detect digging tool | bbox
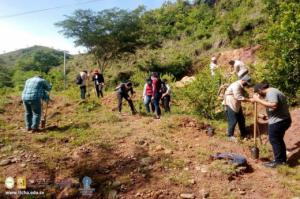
[250,102,259,159]
[41,100,49,129]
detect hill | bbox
[0,45,65,69]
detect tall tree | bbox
[56,7,145,72]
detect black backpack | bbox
[160,81,168,94]
[76,74,83,85]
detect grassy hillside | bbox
[0,45,63,68]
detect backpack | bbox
[217,83,229,100]
[160,82,168,94]
[76,74,83,85]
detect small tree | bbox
[262,0,300,102]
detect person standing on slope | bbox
[151,72,162,119]
[252,82,291,168]
[142,78,154,113]
[92,69,104,98]
[224,75,252,142]
[161,79,171,113]
[229,59,249,79]
[210,56,219,76]
[22,75,51,132]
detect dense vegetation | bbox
[0,0,299,117]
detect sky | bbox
[0,0,171,54]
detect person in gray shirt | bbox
[252,82,291,168]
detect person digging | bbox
[22,75,52,133]
[115,81,137,115]
[223,75,252,142]
[251,82,292,168]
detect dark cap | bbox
[254,82,269,93]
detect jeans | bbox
[117,93,136,113]
[226,106,247,137]
[80,86,86,99]
[268,118,291,163]
[153,93,161,116]
[23,100,42,129]
[162,95,171,112]
[95,84,103,98]
[144,95,154,113]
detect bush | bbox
[262,1,300,103]
[178,69,222,119]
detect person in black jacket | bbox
[115,82,137,115]
[92,69,104,98]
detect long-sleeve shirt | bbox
[224,80,245,112]
[22,76,51,101]
[116,83,134,95]
[92,74,104,85]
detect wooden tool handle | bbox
[254,102,257,146]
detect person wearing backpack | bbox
[142,78,154,113]
[161,79,171,112]
[151,72,162,119]
[92,69,104,98]
[115,81,137,115]
[76,70,88,100]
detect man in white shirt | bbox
[209,56,218,76]
[224,75,252,141]
[229,60,249,79]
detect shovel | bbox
[41,101,49,129]
[250,102,259,159]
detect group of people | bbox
[76,69,105,100]
[210,56,292,168]
[114,72,171,119]
[21,58,292,168]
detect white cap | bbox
[211,57,217,61]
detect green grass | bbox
[209,160,238,175]
[168,171,192,186]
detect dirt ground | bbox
[0,93,299,199]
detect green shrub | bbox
[178,69,222,119]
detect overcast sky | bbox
[0,0,171,54]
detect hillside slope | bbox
[0,91,299,198]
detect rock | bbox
[200,165,209,173]
[20,163,26,168]
[108,190,118,199]
[155,145,164,151]
[180,193,195,199]
[0,159,11,166]
[239,191,246,195]
[10,157,18,163]
[188,179,196,185]
[183,167,189,171]
[164,149,173,155]
[140,157,152,166]
[135,192,141,197]
[111,180,122,188]
[201,189,209,198]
